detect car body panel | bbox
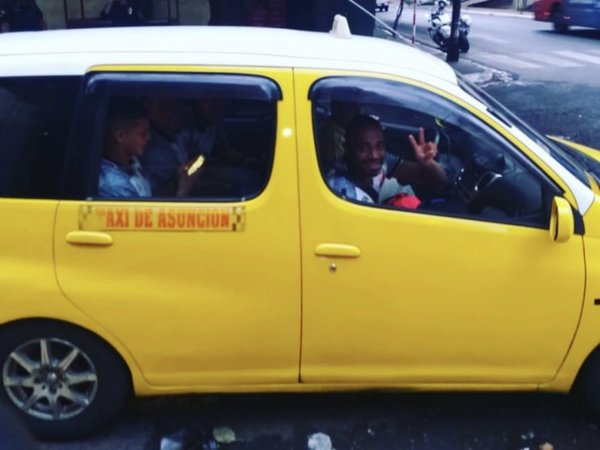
[550,136,600,163]
[544,196,600,391]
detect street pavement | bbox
[39,392,600,449]
[374,2,600,147]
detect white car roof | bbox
[0,26,457,85]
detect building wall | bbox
[38,0,210,29]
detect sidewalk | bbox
[463,6,533,19]
[374,0,516,84]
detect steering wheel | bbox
[455,164,504,213]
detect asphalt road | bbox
[384,5,600,86]
[39,392,600,449]
[378,4,600,147]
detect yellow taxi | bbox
[1,20,600,439]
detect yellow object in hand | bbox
[186,154,205,176]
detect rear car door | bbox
[54,67,301,387]
[0,76,80,320]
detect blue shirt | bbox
[326,155,413,204]
[98,157,151,198]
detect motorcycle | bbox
[426,0,471,53]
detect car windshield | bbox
[457,74,591,187]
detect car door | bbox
[567,0,596,27]
[0,76,80,319]
[295,71,585,385]
[54,67,301,387]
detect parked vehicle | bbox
[427,0,471,53]
[1,17,600,440]
[534,0,600,32]
[375,1,391,12]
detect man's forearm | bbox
[394,160,447,185]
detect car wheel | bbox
[459,34,470,53]
[551,5,569,32]
[0,321,132,439]
[573,349,600,417]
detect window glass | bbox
[311,77,558,228]
[87,74,278,202]
[0,77,80,199]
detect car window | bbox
[0,77,80,199]
[310,76,560,228]
[66,72,280,202]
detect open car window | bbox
[310,76,561,228]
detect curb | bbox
[376,30,501,85]
[463,7,534,19]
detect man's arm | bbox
[394,159,447,185]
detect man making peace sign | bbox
[327,114,447,208]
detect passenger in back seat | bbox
[98,100,152,198]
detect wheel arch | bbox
[572,344,600,392]
[0,317,148,395]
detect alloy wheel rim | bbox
[2,337,98,421]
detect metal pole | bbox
[343,0,412,43]
[412,0,417,45]
[446,0,461,62]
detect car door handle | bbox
[66,231,114,246]
[314,243,361,258]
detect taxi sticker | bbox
[79,205,245,232]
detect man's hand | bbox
[409,127,437,165]
[176,164,200,197]
[393,126,446,185]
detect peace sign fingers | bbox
[409,127,437,163]
[418,126,426,146]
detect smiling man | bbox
[326,114,447,206]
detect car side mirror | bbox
[549,196,575,243]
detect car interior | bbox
[313,94,555,228]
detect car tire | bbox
[573,349,600,417]
[0,321,132,440]
[459,34,470,53]
[551,5,569,32]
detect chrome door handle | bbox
[314,243,361,258]
[66,231,113,246]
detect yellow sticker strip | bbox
[79,205,245,232]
